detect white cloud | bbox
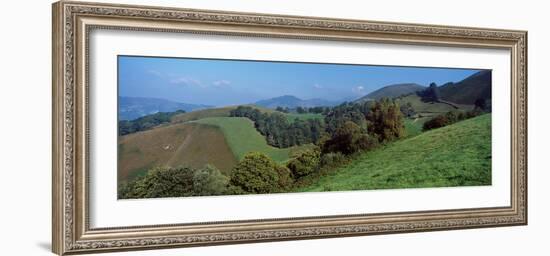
[212,80,231,87]
[147,70,163,78]
[169,77,203,87]
[352,85,365,94]
[313,83,323,89]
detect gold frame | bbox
[52,1,528,255]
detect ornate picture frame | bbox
[52,1,527,255]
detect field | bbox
[194,117,312,163]
[119,111,317,183]
[403,118,424,138]
[118,122,238,182]
[297,114,491,192]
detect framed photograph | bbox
[52,1,527,255]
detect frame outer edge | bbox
[54,1,528,254]
[52,1,65,255]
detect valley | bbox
[117,69,492,198]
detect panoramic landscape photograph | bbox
[117,55,492,199]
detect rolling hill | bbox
[169,105,279,123]
[118,122,238,182]
[194,117,312,162]
[119,111,314,183]
[255,95,340,109]
[356,83,426,102]
[296,114,491,192]
[119,96,211,120]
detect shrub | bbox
[423,110,483,131]
[422,115,449,131]
[230,152,281,194]
[275,165,294,191]
[320,152,346,167]
[366,98,406,142]
[119,166,195,199]
[192,165,229,196]
[118,165,231,199]
[287,148,321,178]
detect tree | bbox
[322,121,375,155]
[230,105,325,148]
[296,106,306,114]
[118,166,195,199]
[400,102,416,118]
[118,165,231,199]
[119,110,185,136]
[366,98,406,142]
[287,148,321,177]
[275,165,294,191]
[192,165,229,196]
[230,152,281,193]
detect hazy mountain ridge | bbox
[119,96,212,121]
[254,95,342,109]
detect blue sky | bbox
[118,56,482,106]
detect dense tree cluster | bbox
[229,152,292,193]
[324,101,372,135]
[423,110,482,131]
[322,99,405,155]
[230,106,325,148]
[275,106,290,113]
[321,121,379,155]
[308,106,329,114]
[118,110,185,136]
[118,165,228,199]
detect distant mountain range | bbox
[119,96,211,120]
[355,83,426,102]
[120,70,491,120]
[254,95,343,109]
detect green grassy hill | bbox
[297,114,491,192]
[194,117,312,163]
[357,83,426,101]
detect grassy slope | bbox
[395,94,473,117]
[194,117,311,163]
[298,114,491,192]
[403,118,423,138]
[118,123,238,182]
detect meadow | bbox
[296,114,491,192]
[194,117,312,163]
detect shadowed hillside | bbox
[439,70,492,105]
